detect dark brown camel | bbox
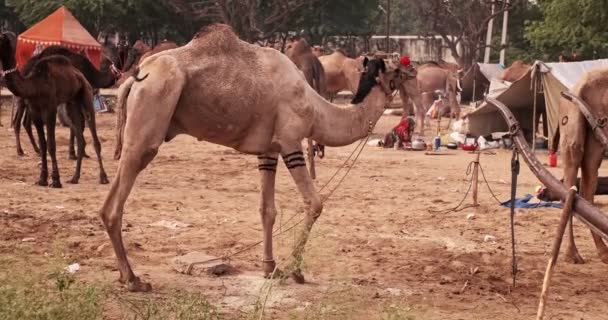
[0,33,108,187]
[115,40,178,87]
[286,38,327,179]
[13,46,120,157]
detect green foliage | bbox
[118,291,221,320]
[0,268,104,320]
[525,0,608,60]
[6,0,197,44]
[290,0,382,44]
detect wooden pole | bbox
[499,0,511,66]
[386,0,391,52]
[483,3,495,64]
[536,188,576,320]
[472,152,481,206]
[532,65,539,153]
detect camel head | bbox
[0,32,17,71]
[123,40,150,72]
[351,57,394,104]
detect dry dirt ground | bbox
[1,105,608,319]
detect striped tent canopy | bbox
[16,6,101,69]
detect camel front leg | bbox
[257,154,280,277]
[562,162,584,264]
[282,149,323,283]
[13,99,26,156]
[307,139,316,180]
[32,117,48,186]
[580,139,608,263]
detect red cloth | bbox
[400,56,411,66]
[16,6,101,69]
[394,118,412,142]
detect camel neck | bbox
[310,87,387,147]
[4,69,35,98]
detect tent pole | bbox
[532,65,539,153]
[499,0,511,66]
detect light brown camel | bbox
[319,49,365,98]
[285,39,327,179]
[115,40,178,86]
[0,33,108,187]
[107,24,393,292]
[400,63,460,134]
[558,67,608,264]
[499,60,530,83]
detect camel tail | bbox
[132,67,149,82]
[114,77,136,160]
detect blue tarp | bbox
[501,194,562,209]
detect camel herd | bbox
[1,23,608,294]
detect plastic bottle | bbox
[549,151,557,167]
[433,135,441,151]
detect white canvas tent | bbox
[460,63,503,103]
[467,59,608,147]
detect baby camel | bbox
[0,33,108,187]
[108,24,394,292]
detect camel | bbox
[319,49,365,98]
[397,62,460,135]
[13,46,120,157]
[285,39,326,179]
[0,33,108,187]
[558,67,608,265]
[499,60,530,83]
[108,24,394,292]
[115,40,178,86]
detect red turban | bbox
[400,56,411,66]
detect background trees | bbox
[0,0,606,66]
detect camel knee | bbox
[260,206,277,225]
[307,198,323,220]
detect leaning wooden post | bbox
[472,152,481,206]
[536,187,577,320]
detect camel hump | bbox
[192,23,240,51]
[334,48,348,56]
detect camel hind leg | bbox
[580,134,608,263]
[100,59,184,292]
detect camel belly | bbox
[169,102,276,154]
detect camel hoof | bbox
[17,149,25,157]
[69,154,77,160]
[291,269,305,284]
[127,278,152,292]
[565,249,585,264]
[100,174,109,185]
[37,180,48,187]
[50,180,62,188]
[83,153,91,159]
[68,177,79,184]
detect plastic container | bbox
[433,136,441,150]
[549,151,557,167]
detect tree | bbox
[525,0,608,60]
[7,0,197,45]
[409,0,515,68]
[170,0,318,43]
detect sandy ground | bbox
[1,105,608,320]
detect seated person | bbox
[380,117,416,149]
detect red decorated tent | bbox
[16,6,101,69]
